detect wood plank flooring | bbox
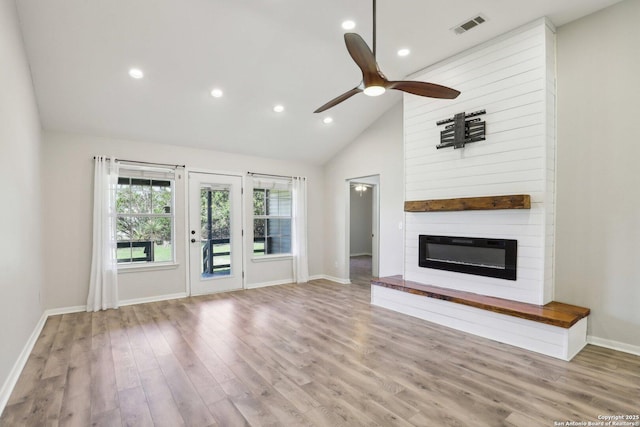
[2,279,639,426]
[349,255,373,286]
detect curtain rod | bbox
[93,156,185,168]
[248,171,306,180]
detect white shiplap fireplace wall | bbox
[374,18,586,360]
[404,18,556,306]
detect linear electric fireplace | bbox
[419,235,517,280]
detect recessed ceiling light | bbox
[323,117,333,124]
[397,48,410,57]
[128,68,144,79]
[273,104,284,113]
[342,20,356,30]
[210,88,223,98]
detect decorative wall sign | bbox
[436,109,486,149]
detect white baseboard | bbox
[45,305,86,316]
[588,335,640,357]
[0,311,48,415]
[311,274,351,285]
[119,292,188,307]
[245,279,293,289]
[246,276,353,287]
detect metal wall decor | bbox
[436,109,486,149]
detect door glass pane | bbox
[200,185,231,277]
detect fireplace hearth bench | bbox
[371,276,590,361]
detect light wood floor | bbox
[2,279,639,426]
[350,255,373,285]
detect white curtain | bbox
[87,156,119,312]
[291,176,309,283]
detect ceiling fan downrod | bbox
[372,0,376,57]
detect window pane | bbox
[131,180,152,213]
[253,189,266,216]
[117,217,133,241]
[265,218,291,255]
[253,218,266,255]
[116,174,174,265]
[117,178,132,214]
[154,241,172,262]
[116,242,132,263]
[253,185,292,256]
[201,186,231,277]
[131,217,151,241]
[265,189,292,216]
[201,188,230,239]
[151,180,172,214]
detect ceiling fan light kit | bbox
[363,86,385,97]
[314,0,461,113]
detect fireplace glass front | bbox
[419,235,517,280]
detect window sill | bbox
[118,262,180,274]
[251,254,293,263]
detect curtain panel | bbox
[291,177,309,283]
[87,156,119,311]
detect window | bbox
[116,166,175,265]
[253,181,292,257]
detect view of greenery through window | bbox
[115,180,290,267]
[200,187,233,275]
[253,188,291,256]
[116,177,173,263]
[199,187,270,276]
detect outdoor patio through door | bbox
[189,172,243,295]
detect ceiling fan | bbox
[314,0,461,113]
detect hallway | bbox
[349,255,373,285]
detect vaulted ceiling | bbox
[16,0,622,164]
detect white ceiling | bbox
[16,0,622,165]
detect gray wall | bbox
[556,0,640,349]
[349,186,373,256]
[324,103,404,280]
[0,0,44,400]
[42,131,324,308]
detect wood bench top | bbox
[371,276,590,328]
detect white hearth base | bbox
[371,285,588,361]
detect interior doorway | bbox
[346,175,379,285]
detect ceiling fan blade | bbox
[388,81,461,99]
[344,33,385,87]
[314,87,362,113]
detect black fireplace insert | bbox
[419,235,517,280]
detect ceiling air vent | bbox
[452,14,487,35]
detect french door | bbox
[188,172,243,295]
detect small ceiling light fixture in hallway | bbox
[353,183,368,196]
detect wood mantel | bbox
[404,194,531,212]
